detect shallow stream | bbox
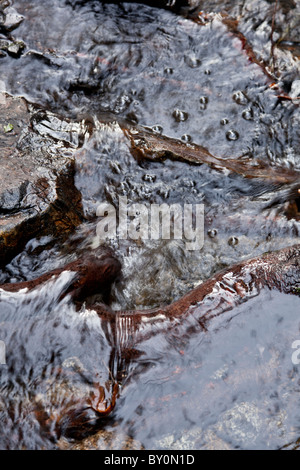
[0,0,299,449]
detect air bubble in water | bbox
[228,236,239,246]
[199,96,208,110]
[143,174,157,183]
[220,118,229,125]
[172,109,189,122]
[152,125,163,134]
[208,229,218,238]
[232,90,248,105]
[242,108,254,120]
[226,129,239,141]
[181,134,192,142]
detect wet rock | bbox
[124,124,300,184]
[0,38,25,58]
[65,112,300,310]
[223,0,300,78]
[0,4,25,57]
[0,93,84,266]
[90,244,300,346]
[0,249,121,307]
[164,243,300,317]
[5,242,298,336]
[0,0,298,448]
[2,1,298,167]
[181,1,300,100]
[0,4,24,33]
[6,39,25,58]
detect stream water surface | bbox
[0,0,299,449]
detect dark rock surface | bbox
[67,0,200,12]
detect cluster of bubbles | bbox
[208,228,239,247]
[150,88,253,145]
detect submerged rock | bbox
[0,3,24,33]
[71,115,299,310]
[1,243,299,341]
[124,123,300,184]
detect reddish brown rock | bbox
[101,244,300,347]
[124,125,300,185]
[1,243,298,339]
[0,249,121,306]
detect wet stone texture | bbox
[0,93,84,266]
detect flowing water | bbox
[0,0,299,449]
